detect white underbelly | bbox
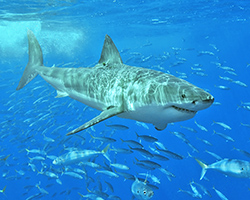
[118,105,196,130]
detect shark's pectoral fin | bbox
[66,106,124,136]
[55,90,69,98]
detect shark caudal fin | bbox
[195,158,208,180]
[16,30,43,90]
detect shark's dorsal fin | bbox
[98,35,123,65]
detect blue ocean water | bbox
[1,0,250,199]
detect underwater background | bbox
[1,0,250,199]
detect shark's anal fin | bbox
[66,106,124,136]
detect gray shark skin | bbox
[17,30,214,135]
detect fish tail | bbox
[0,186,6,197]
[101,144,111,162]
[120,138,124,143]
[0,185,6,193]
[0,154,11,162]
[25,149,30,155]
[89,133,95,140]
[78,192,83,198]
[101,144,110,154]
[36,168,43,175]
[231,146,236,151]
[16,30,44,90]
[195,158,208,180]
[187,152,193,158]
[135,131,139,139]
[178,188,183,193]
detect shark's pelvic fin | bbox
[98,34,123,65]
[67,106,124,136]
[16,30,44,90]
[56,90,69,98]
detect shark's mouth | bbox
[172,105,197,114]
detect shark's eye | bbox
[143,190,147,195]
[181,94,186,99]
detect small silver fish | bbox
[205,149,222,160]
[214,85,230,90]
[212,121,231,130]
[194,120,208,132]
[105,124,129,130]
[195,158,250,180]
[131,178,154,200]
[213,130,234,142]
[232,80,247,87]
[213,186,228,200]
[135,132,158,142]
[52,145,109,165]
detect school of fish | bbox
[0,28,249,200]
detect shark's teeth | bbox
[172,105,196,113]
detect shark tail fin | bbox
[16,30,43,90]
[195,158,208,180]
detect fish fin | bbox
[89,133,95,140]
[0,186,6,193]
[103,153,111,163]
[98,35,123,65]
[195,158,208,180]
[144,172,148,184]
[178,188,183,193]
[101,144,110,154]
[187,152,193,158]
[36,169,43,175]
[16,30,44,90]
[25,149,30,155]
[78,192,83,198]
[67,106,124,135]
[55,90,69,98]
[0,154,11,162]
[135,132,139,139]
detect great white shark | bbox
[17,30,214,135]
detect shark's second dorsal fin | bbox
[98,35,123,65]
